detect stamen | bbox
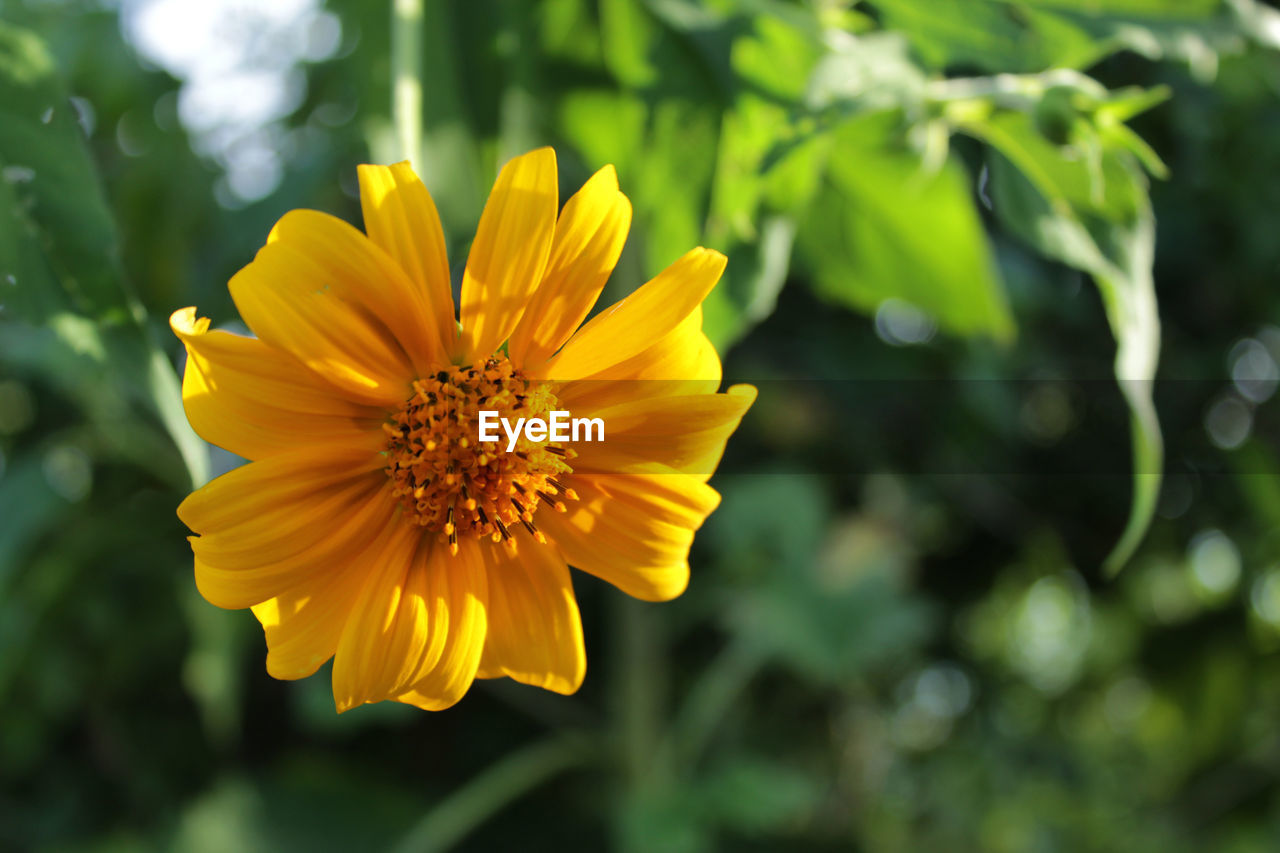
[383,355,572,554]
[521,518,547,544]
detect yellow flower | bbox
[171,148,755,712]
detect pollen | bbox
[383,356,576,554]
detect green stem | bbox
[618,598,661,786]
[667,639,765,771]
[392,0,423,166]
[612,596,668,853]
[391,734,597,853]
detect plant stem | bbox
[392,0,423,166]
[391,733,597,853]
[667,638,766,771]
[618,598,661,787]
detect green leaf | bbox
[709,476,934,684]
[805,31,927,116]
[0,454,63,590]
[0,24,128,322]
[701,215,795,349]
[601,0,661,87]
[0,317,193,484]
[699,757,822,835]
[0,21,206,488]
[959,109,1143,221]
[986,147,1161,575]
[1008,0,1220,16]
[797,115,1014,342]
[872,0,1106,72]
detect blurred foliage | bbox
[3,0,1280,851]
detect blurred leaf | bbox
[798,115,1014,342]
[171,768,420,853]
[0,21,206,488]
[705,474,830,574]
[872,0,1105,72]
[1230,440,1280,531]
[1021,0,1266,81]
[557,89,649,180]
[1011,0,1219,14]
[712,478,935,684]
[698,15,827,346]
[621,753,822,853]
[874,0,1267,83]
[181,587,250,748]
[962,109,1144,222]
[0,454,62,590]
[634,99,721,277]
[979,112,1162,573]
[730,11,819,101]
[417,2,485,232]
[702,215,795,349]
[0,316,193,485]
[699,756,821,836]
[601,0,660,87]
[805,31,927,115]
[0,22,128,321]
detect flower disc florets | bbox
[382,356,575,554]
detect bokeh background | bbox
[4,0,1280,850]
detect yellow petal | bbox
[581,304,721,383]
[332,532,488,712]
[267,208,452,370]
[170,308,384,460]
[474,538,585,695]
[541,473,721,602]
[177,434,386,540]
[507,165,631,367]
[394,539,490,710]
[231,224,414,406]
[553,305,723,412]
[357,162,458,357]
[251,559,371,681]
[566,385,757,482]
[544,247,726,381]
[459,148,558,361]
[194,483,400,610]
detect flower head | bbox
[172,148,754,711]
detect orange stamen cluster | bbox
[383,357,577,555]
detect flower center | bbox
[383,356,576,555]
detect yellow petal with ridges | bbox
[475,538,585,695]
[358,162,458,357]
[393,538,492,710]
[170,308,383,461]
[507,164,631,367]
[267,208,450,371]
[251,564,371,681]
[194,483,400,610]
[551,305,723,411]
[332,531,488,712]
[544,247,726,381]
[566,385,757,481]
[229,248,408,406]
[459,148,558,361]
[541,473,720,602]
[178,434,385,538]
